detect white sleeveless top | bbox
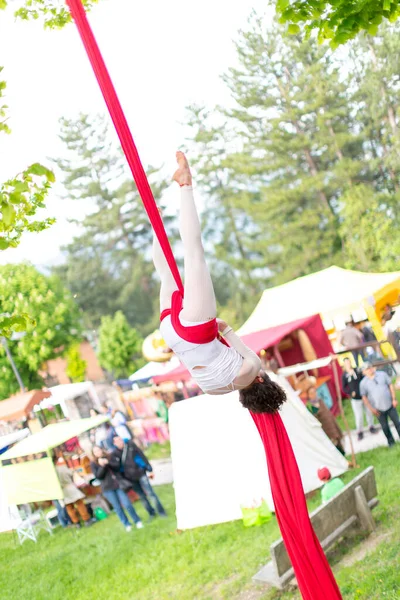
[160,315,243,393]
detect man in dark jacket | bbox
[91,445,143,531]
[110,437,167,518]
[342,357,377,441]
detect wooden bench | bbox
[253,467,378,590]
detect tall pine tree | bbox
[187,14,400,313]
[340,23,400,270]
[187,15,367,288]
[55,114,172,335]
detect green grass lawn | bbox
[144,440,171,461]
[1,444,400,599]
[267,444,400,600]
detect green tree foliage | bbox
[3,0,97,28]
[340,185,400,270]
[0,0,100,337]
[0,68,55,336]
[98,311,143,379]
[350,27,400,192]
[0,161,55,252]
[186,16,400,326]
[0,264,81,399]
[65,343,87,383]
[54,114,171,334]
[275,0,400,47]
[188,19,353,283]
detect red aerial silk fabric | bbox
[65,0,183,296]
[251,412,342,600]
[66,2,342,597]
[160,291,228,347]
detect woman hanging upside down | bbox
[153,152,286,413]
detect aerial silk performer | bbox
[66,1,343,598]
[155,152,284,403]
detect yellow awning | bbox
[0,415,108,460]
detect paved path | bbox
[343,424,397,455]
[151,458,173,486]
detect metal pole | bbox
[1,337,26,393]
[331,354,357,469]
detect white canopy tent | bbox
[0,429,30,533]
[0,416,108,533]
[169,374,348,530]
[278,356,333,377]
[129,358,179,383]
[34,382,101,417]
[0,429,30,452]
[0,470,19,533]
[0,429,31,533]
[238,266,400,335]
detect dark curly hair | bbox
[239,372,287,414]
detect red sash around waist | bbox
[160,291,228,346]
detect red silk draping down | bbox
[251,412,342,599]
[160,291,218,342]
[65,0,183,296]
[160,290,228,347]
[66,1,342,597]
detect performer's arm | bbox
[222,328,260,363]
[219,324,262,387]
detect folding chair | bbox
[13,508,53,545]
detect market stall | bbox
[278,357,336,407]
[0,429,31,533]
[0,415,108,508]
[121,387,170,446]
[39,382,102,420]
[238,266,400,337]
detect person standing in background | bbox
[110,437,167,519]
[338,320,365,366]
[110,407,132,442]
[89,407,112,450]
[53,499,71,528]
[360,321,377,344]
[306,387,345,456]
[342,357,377,441]
[91,445,143,531]
[54,457,96,528]
[360,363,400,448]
[382,306,400,359]
[155,393,169,424]
[382,304,394,324]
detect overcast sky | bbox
[0,0,270,269]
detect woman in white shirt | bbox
[153,152,286,413]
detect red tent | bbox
[152,314,337,404]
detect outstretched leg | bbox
[152,228,178,313]
[173,152,216,323]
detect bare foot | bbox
[172,151,192,186]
